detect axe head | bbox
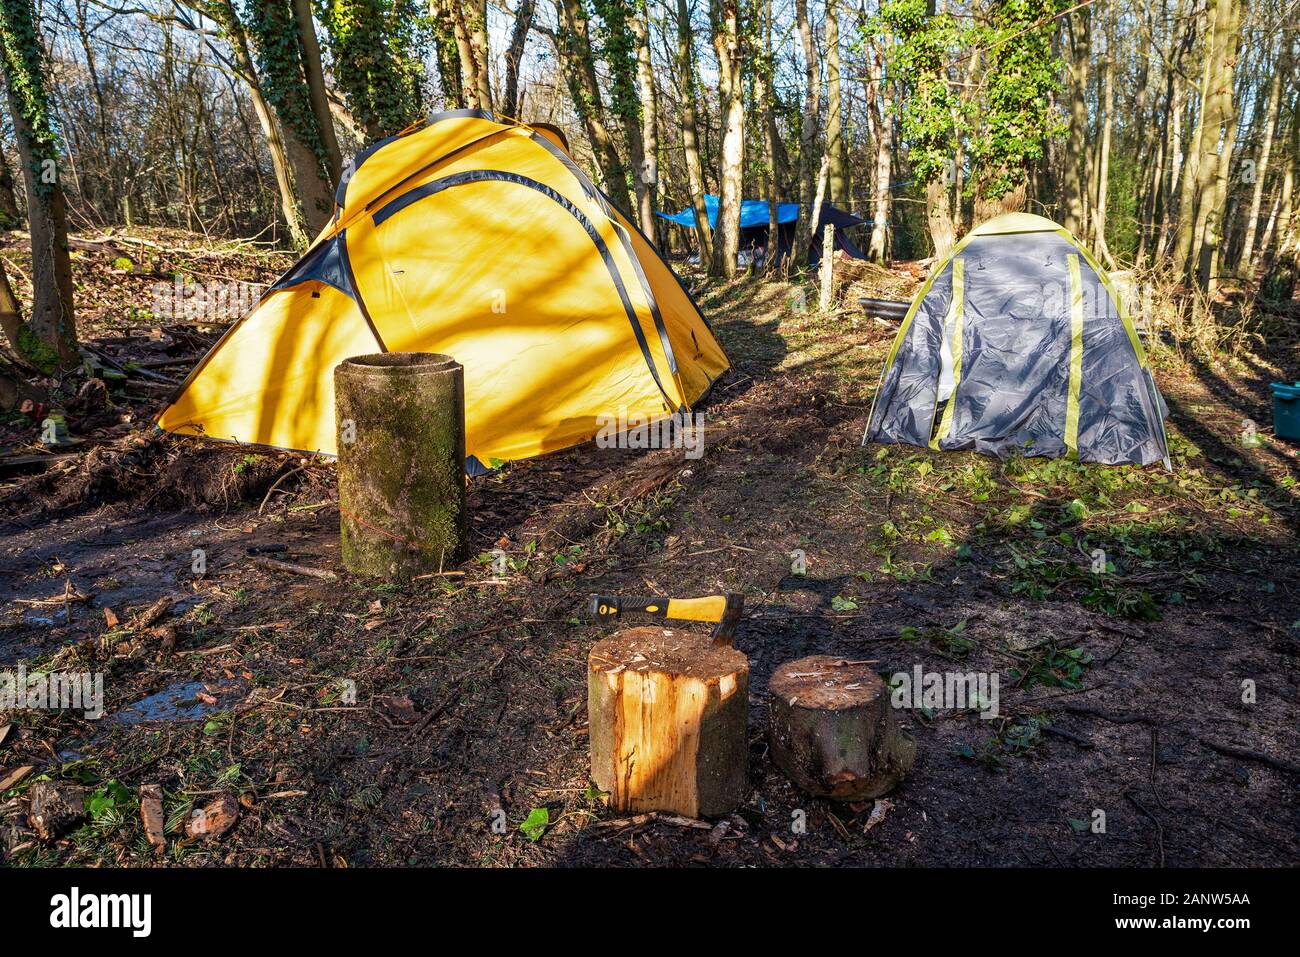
[711,593,745,646]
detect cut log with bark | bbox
[588,626,748,818]
[767,655,915,801]
[335,353,468,580]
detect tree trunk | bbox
[281,127,335,235]
[1091,0,1116,268]
[467,0,492,111]
[926,175,955,260]
[1190,0,1241,292]
[1174,0,1238,284]
[1158,7,1195,257]
[0,0,79,371]
[1260,111,1296,300]
[758,0,780,273]
[502,0,535,118]
[1267,94,1299,269]
[445,0,486,109]
[1237,46,1283,277]
[291,0,342,172]
[793,0,820,265]
[676,0,712,263]
[430,0,465,107]
[588,627,749,818]
[826,0,849,207]
[335,353,469,580]
[243,0,337,235]
[211,0,309,248]
[632,6,660,242]
[709,0,744,278]
[0,148,19,228]
[1061,8,1090,236]
[606,8,650,240]
[555,0,631,214]
[767,656,916,801]
[868,37,893,264]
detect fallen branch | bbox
[130,596,173,630]
[1047,702,1158,725]
[249,556,338,581]
[1041,724,1095,749]
[593,811,712,830]
[1198,737,1300,776]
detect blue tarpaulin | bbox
[657,194,870,263]
[656,194,803,229]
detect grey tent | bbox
[864,213,1170,467]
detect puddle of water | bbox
[112,680,237,725]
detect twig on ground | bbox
[248,556,338,581]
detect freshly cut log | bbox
[767,655,915,801]
[334,352,468,579]
[588,627,748,818]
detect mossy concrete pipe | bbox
[334,353,468,579]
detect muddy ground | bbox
[1,240,1298,867]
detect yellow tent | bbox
[156,110,729,470]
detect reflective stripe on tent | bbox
[1065,253,1085,459]
[156,112,729,465]
[930,258,965,449]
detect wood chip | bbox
[139,784,166,851]
[0,764,34,791]
[864,798,894,833]
[186,794,239,841]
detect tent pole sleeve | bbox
[930,258,965,449]
[1065,254,1085,459]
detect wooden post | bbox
[767,655,915,801]
[334,353,468,579]
[819,223,836,311]
[588,627,748,818]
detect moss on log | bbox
[335,352,468,579]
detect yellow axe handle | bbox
[663,595,727,623]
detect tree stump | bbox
[588,627,748,818]
[334,353,468,579]
[767,656,915,801]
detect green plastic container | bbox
[1272,382,1300,442]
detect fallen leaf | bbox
[103,607,120,628]
[376,695,419,724]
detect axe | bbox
[587,592,745,646]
